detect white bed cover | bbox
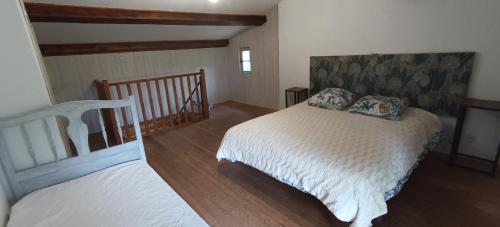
[217,102,441,227]
[7,160,208,227]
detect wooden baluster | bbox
[113,108,125,144]
[136,82,150,135]
[163,78,175,127]
[98,109,109,148]
[126,83,133,98]
[155,79,166,128]
[200,69,209,119]
[186,74,196,122]
[145,80,158,131]
[194,75,202,116]
[171,77,181,125]
[100,81,121,145]
[179,76,189,123]
[126,83,134,137]
[21,124,38,167]
[115,85,130,139]
[42,118,59,161]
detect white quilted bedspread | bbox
[8,161,208,227]
[216,102,441,227]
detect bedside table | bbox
[448,98,500,177]
[285,87,308,107]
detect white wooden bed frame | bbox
[0,97,145,204]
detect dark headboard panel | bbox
[310,53,475,116]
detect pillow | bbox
[348,96,410,120]
[308,88,355,110]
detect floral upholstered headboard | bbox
[310,53,475,116]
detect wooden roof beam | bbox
[25,3,267,26]
[39,40,230,56]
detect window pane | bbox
[241,50,251,61]
[242,61,251,72]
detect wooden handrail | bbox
[108,72,201,86]
[96,70,209,140]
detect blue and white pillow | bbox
[349,96,410,120]
[308,88,355,110]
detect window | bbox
[240,47,252,74]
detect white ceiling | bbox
[26,0,280,44]
[24,0,281,15]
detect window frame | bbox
[239,47,252,75]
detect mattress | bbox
[217,102,441,227]
[7,160,208,227]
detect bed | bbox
[217,53,475,227]
[0,97,207,227]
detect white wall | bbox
[225,6,280,109]
[0,2,51,117]
[279,0,500,158]
[0,0,52,225]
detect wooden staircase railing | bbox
[96,69,209,143]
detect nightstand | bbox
[286,87,308,107]
[448,98,500,177]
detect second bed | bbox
[217,102,441,227]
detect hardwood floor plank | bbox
[141,101,500,227]
[146,133,299,227]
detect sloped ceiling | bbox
[32,23,250,44]
[25,0,281,44]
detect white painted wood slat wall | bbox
[43,48,229,132]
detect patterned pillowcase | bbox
[308,88,355,110]
[348,96,410,120]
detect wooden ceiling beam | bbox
[25,3,267,26]
[39,40,230,56]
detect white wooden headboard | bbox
[0,97,145,204]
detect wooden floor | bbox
[143,101,500,227]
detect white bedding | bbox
[7,161,208,227]
[217,102,441,227]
